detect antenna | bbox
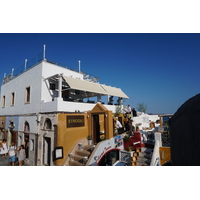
[78,60,81,73]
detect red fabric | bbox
[123,132,145,151]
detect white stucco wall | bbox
[18,115,38,133]
[132,113,159,129]
[0,63,43,115]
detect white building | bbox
[0,48,129,165]
[1,57,128,116]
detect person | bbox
[117,97,123,105]
[128,119,135,136]
[132,108,137,117]
[124,105,132,114]
[8,141,17,166]
[124,105,132,118]
[18,145,26,166]
[24,137,29,159]
[0,139,8,158]
[124,116,129,131]
[108,96,114,105]
[114,118,123,135]
[134,127,144,143]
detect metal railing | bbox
[2,51,100,85]
[46,59,100,83]
[2,51,43,85]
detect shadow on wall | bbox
[169,93,200,166]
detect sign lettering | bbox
[67,116,84,128]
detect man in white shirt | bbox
[124,105,132,114]
[114,118,123,135]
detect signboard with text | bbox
[67,115,84,128]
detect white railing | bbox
[150,132,162,166]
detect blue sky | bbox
[1,33,200,114]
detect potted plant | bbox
[126,146,133,152]
[123,135,130,143]
[100,136,106,141]
[87,135,92,145]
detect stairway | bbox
[68,144,94,166]
[131,147,153,166]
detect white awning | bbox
[62,76,108,95]
[100,85,129,99]
[62,75,129,98]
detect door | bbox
[92,115,100,144]
[44,137,51,166]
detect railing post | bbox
[11,68,14,78]
[43,44,46,60]
[24,59,27,71]
[78,60,81,73]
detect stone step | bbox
[140,147,153,153]
[83,145,93,151]
[138,152,152,158]
[69,160,84,166]
[76,150,90,157]
[74,154,85,162]
[136,160,151,166]
[137,156,151,163]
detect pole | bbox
[24,59,27,71]
[78,60,81,73]
[43,44,46,60]
[12,68,14,78]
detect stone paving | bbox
[0,155,29,166]
[0,155,9,166]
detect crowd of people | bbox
[113,104,149,144]
[0,139,26,166]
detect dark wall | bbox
[169,93,200,166]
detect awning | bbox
[100,85,129,99]
[62,76,108,95]
[62,75,129,99]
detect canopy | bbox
[100,84,129,99]
[62,76,107,95]
[62,75,129,98]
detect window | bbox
[2,95,5,107]
[24,121,30,132]
[30,139,34,151]
[25,87,30,103]
[44,118,52,130]
[11,92,15,106]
